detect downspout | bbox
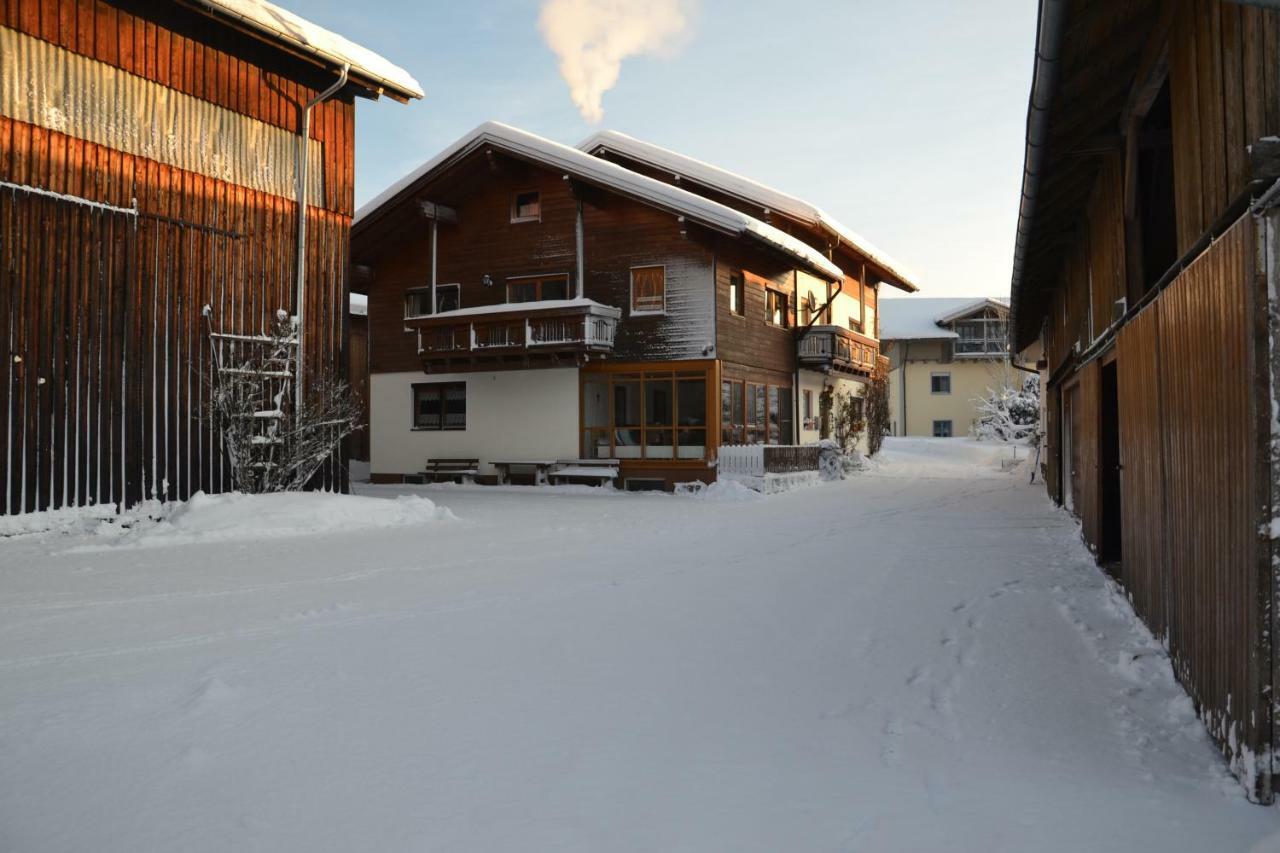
[295,62,349,413]
[431,219,438,313]
[575,199,585,299]
[900,341,909,436]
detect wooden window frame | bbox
[511,189,541,224]
[720,378,793,445]
[729,272,745,317]
[412,381,467,431]
[506,273,570,304]
[629,264,666,316]
[579,364,714,462]
[765,288,790,328]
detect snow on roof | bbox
[354,122,844,282]
[190,0,423,101]
[411,297,622,321]
[878,297,1009,341]
[578,130,919,292]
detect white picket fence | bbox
[717,444,766,476]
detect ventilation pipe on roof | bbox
[1009,0,1067,350]
[295,63,349,414]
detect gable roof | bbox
[578,129,918,293]
[879,297,1009,341]
[354,122,843,281]
[186,0,423,101]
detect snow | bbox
[578,129,920,291]
[879,295,1010,341]
[349,293,367,316]
[353,122,844,282]
[2,438,1279,851]
[195,0,423,100]
[411,297,621,321]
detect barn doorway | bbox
[1062,386,1075,513]
[1099,360,1123,569]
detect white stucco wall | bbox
[370,369,580,477]
[797,369,869,455]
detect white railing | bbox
[586,315,617,347]
[717,444,766,476]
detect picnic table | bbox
[421,458,479,484]
[491,460,559,486]
[548,458,620,486]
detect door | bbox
[1099,360,1123,567]
[1062,385,1075,513]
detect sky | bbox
[287,0,1039,299]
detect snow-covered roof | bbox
[409,297,622,321]
[578,130,918,292]
[354,122,844,282]
[878,297,1009,341]
[189,0,423,101]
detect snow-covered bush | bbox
[831,391,866,456]
[865,365,891,456]
[973,373,1040,443]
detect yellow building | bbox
[880,297,1010,438]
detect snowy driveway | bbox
[2,439,1279,852]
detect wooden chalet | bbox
[1011,0,1280,800]
[0,0,421,514]
[352,123,916,490]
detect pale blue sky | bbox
[291,0,1037,297]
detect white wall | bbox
[371,369,580,477]
[797,369,869,455]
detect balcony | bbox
[796,325,880,376]
[953,338,1009,358]
[406,299,621,372]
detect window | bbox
[511,190,541,223]
[413,382,466,430]
[801,292,819,325]
[582,369,708,460]
[631,265,665,315]
[721,379,792,445]
[404,284,459,318]
[766,289,789,327]
[729,273,745,316]
[507,274,569,303]
[802,389,814,431]
[953,311,1008,356]
[933,420,953,438]
[931,373,951,394]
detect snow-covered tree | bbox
[972,373,1039,443]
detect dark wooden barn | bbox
[0,0,420,514]
[1011,0,1280,801]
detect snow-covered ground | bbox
[2,438,1279,852]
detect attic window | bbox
[512,191,541,223]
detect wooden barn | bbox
[1011,0,1280,800]
[0,0,421,514]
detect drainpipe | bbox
[295,63,349,413]
[900,341,909,436]
[575,199,585,299]
[431,219,438,312]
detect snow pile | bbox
[105,491,454,548]
[694,477,764,503]
[0,503,121,538]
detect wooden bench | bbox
[549,458,620,486]
[421,458,480,484]
[491,460,558,486]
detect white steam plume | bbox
[539,0,693,123]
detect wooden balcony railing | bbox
[407,301,622,368]
[796,325,879,375]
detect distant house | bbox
[0,0,421,514]
[880,297,1010,438]
[1010,0,1280,800]
[351,123,916,489]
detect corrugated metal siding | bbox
[0,26,324,204]
[1116,300,1167,637]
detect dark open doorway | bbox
[1099,361,1123,570]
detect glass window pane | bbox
[768,386,780,444]
[542,277,568,300]
[415,387,441,429]
[583,379,609,428]
[750,384,766,427]
[677,379,706,427]
[583,429,610,459]
[732,383,744,428]
[777,387,792,444]
[437,286,459,313]
[614,428,643,458]
[645,429,674,459]
[632,266,665,313]
[677,428,705,459]
[509,282,537,303]
[444,385,466,429]
[646,378,674,426]
[614,380,642,426]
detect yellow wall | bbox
[797,369,869,454]
[888,356,1013,437]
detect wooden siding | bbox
[1,0,358,512]
[1070,360,1101,553]
[1087,154,1127,337]
[1169,0,1280,253]
[1116,301,1167,636]
[713,239,798,378]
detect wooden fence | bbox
[717,444,821,476]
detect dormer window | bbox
[511,191,541,223]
